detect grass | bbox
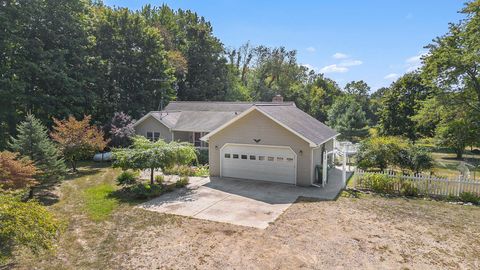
[83,184,118,221]
[431,151,480,179]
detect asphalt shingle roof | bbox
[142,101,338,145]
[256,105,339,145]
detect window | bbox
[268,156,274,161]
[259,156,265,161]
[286,157,294,162]
[249,155,256,160]
[146,131,160,141]
[193,132,202,147]
[192,132,208,148]
[277,157,284,162]
[241,155,247,160]
[225,153,231,158]
[233,154,239,159]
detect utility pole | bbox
[151,78,167,111]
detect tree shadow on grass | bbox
[107,189,149,206]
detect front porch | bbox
[172,130,208,149]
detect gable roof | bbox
[173,111,239,132]
[164,101,296,112]
[134,101,296,133]
[201,105,339,147]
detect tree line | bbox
[1,0,480,158]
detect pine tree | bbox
[9,114,66,184]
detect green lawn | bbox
[83,184,118,221]
[431,151,480,179]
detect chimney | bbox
[272,94,283,103]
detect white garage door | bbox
[220,144,296,184]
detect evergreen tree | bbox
[9,114,66,183]
[327,96,369,142]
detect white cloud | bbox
[306,46,316,53]
[332,52,348,59]
[301,63,317,71]
[384,73,399,80]
[320,64,349,73]
[339,60,363,67]
[405,52,427,72]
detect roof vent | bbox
[272,94,284,103]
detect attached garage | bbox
[220,144,296,184]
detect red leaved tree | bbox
[51,115,108,172]
[0,151,38,190]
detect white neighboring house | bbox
[133,96,340,186]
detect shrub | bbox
[395,146,433,174]
[0,194,62,263]
[400,180,418,197]
[155,174,164,184]
[357,136,409,171]
[164,183,176,192]
[130,183,163,199]
[361,173,396,194]
[459,192,480,204]
[194,165,209,177]
[176,176,189,188]
[195,149,209,165]
[163,165,196,176]
[116,171,138,187]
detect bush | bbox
[0,194,62,263]
[459,192,480,204]
[400,180,418,197]
[195,149,209,165]
[163,165,196,176]
[361,173,396,194]
[176,176,189,188]
[395,146,433,174]
[154,174,164,184]
[357,136,409,171]
[130,183,163,199]
[194,165,209,177]
[116,171,138,187]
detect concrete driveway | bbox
[139,174,346,229]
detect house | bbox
[133,96,339,186]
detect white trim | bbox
[201,106,318,147]
[219,143,298,185]
[133,112,173,129]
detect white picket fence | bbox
[354,169,480,197]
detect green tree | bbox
[327,96,369,142]
[395,145,434,174]
[112,136,197,184]
[9,114,66,184]
[435,108,480,159]
[88,5,175,122]
[0,0,91,149]
[378,72,432,140]
[422,0,480,113]
[0,194,62,263]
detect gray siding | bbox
[208,109,312,186]
[134,116,172,142]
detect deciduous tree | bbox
[51,115,108,172]
[112,136,196,184]
[0,151,38,191]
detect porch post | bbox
[342,145,347,187]
[322,151,328,187]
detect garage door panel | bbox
[220,144,296,184]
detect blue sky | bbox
[105,0,466,91]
